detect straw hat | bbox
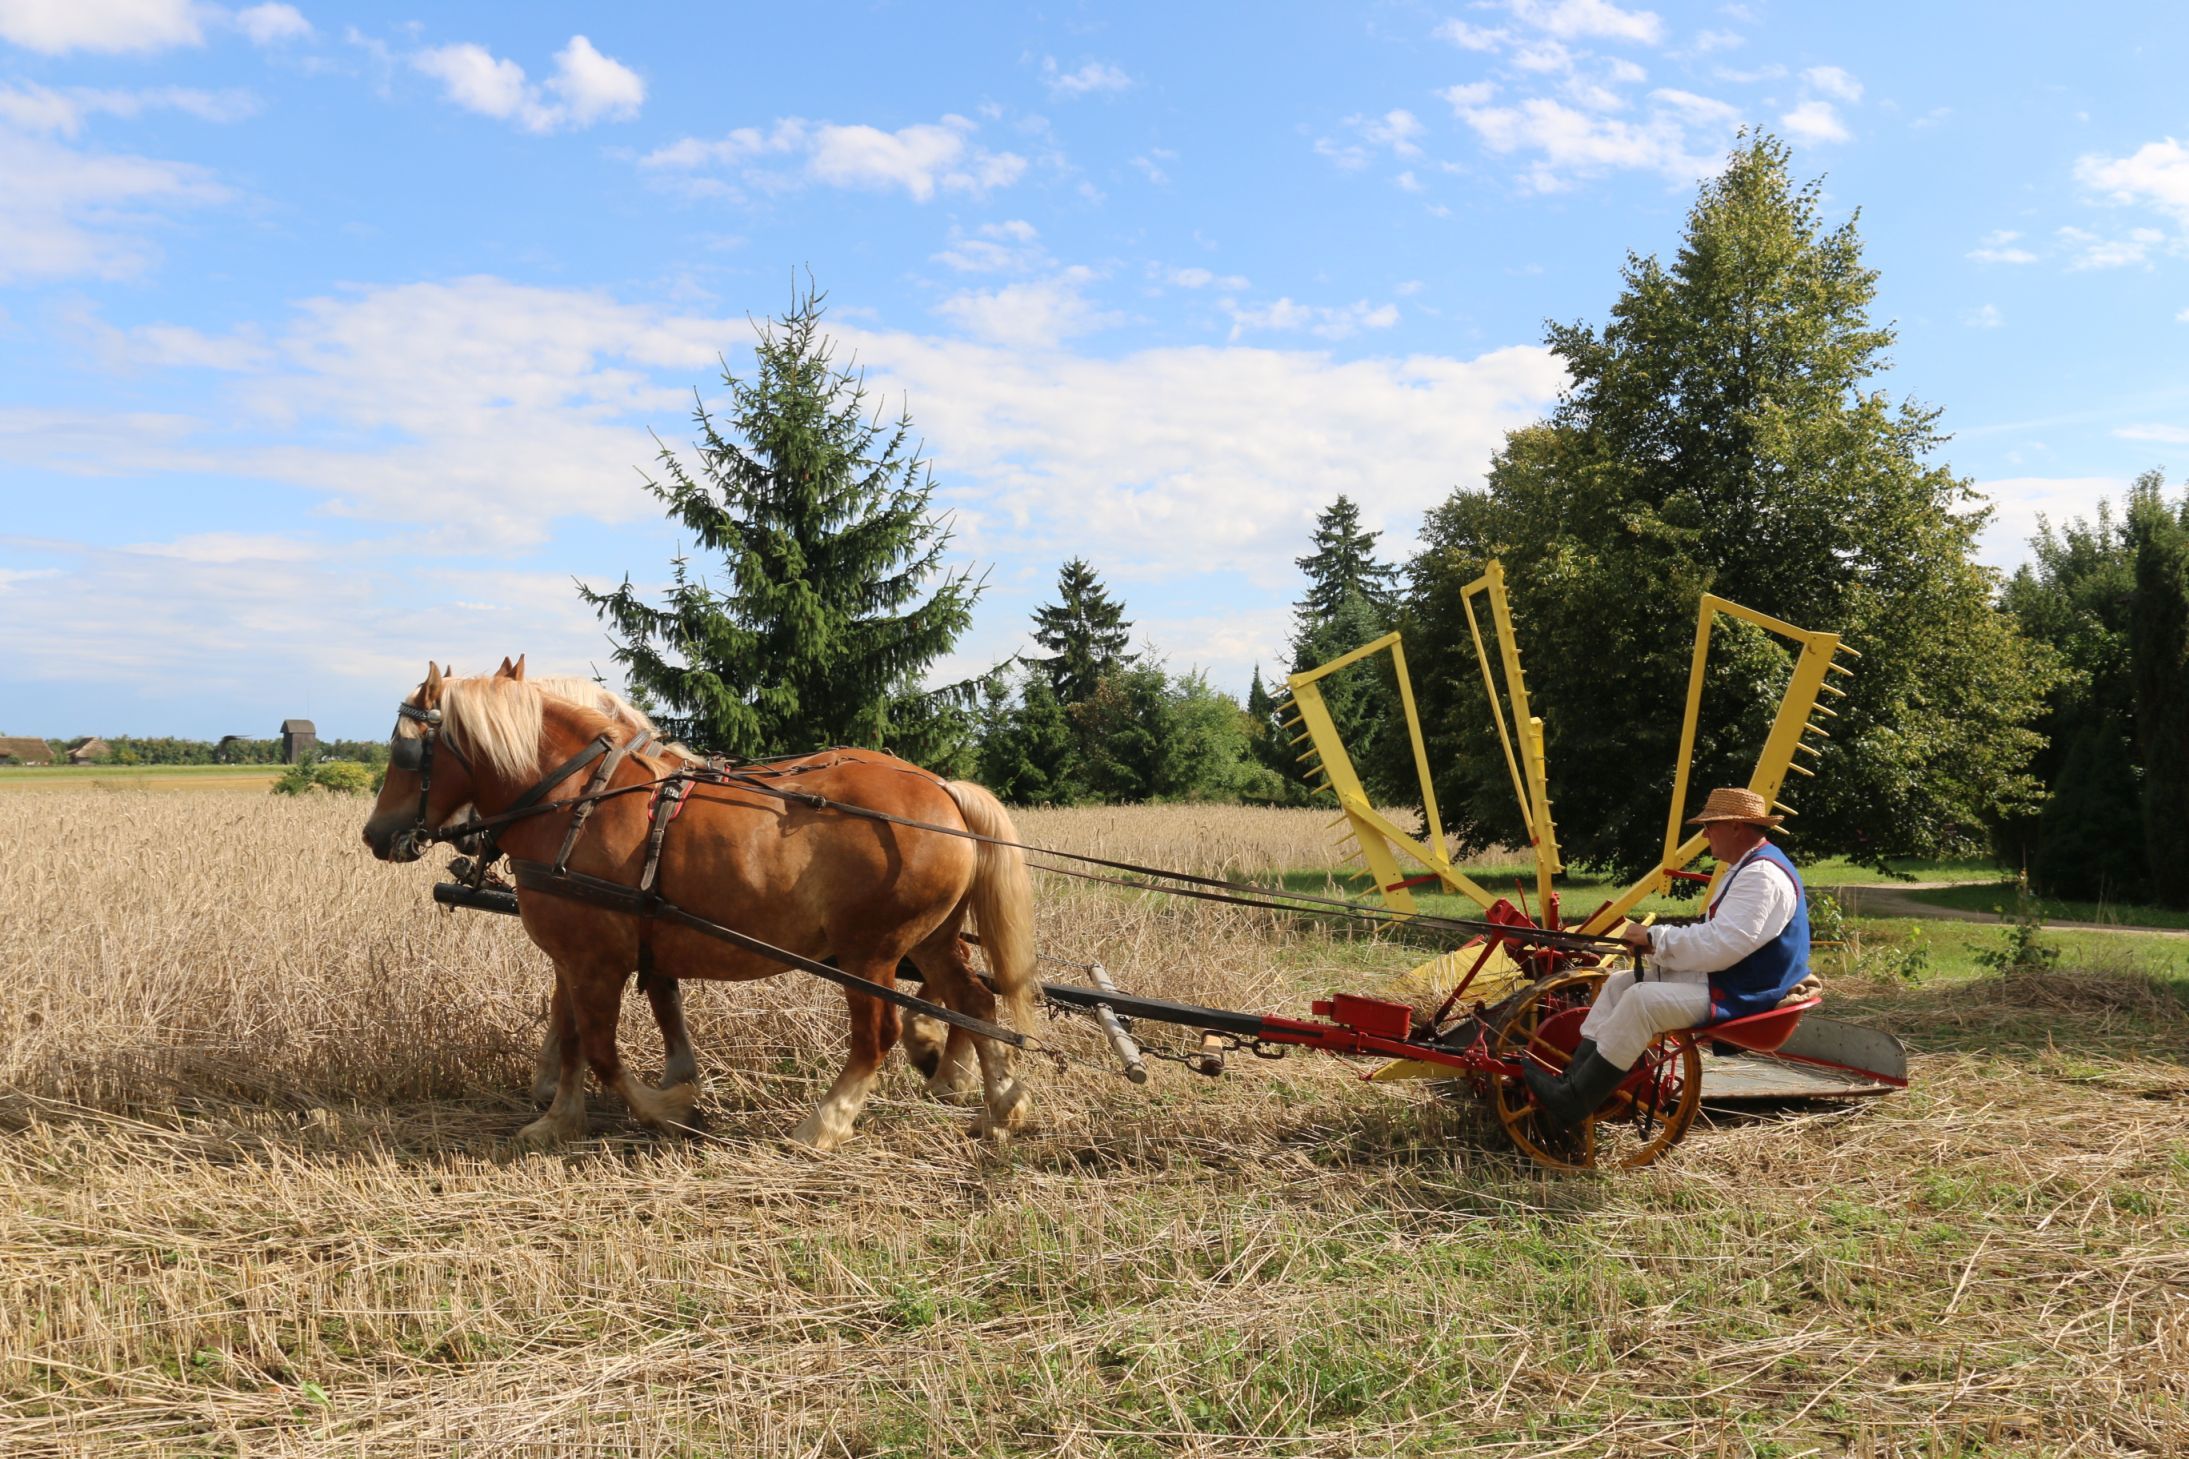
[1685,786,1783,827]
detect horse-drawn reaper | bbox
[364,572,1907,1172]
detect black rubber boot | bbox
[1521,1048,1629,1131]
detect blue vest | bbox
[1706,841,1810,1022]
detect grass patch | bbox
[1903,880,2189,930]
[0,764,284,792]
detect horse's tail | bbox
[945,779,1036,1033]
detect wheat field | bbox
[3,792,2186,1456]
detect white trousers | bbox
[1578,967,1713,1069]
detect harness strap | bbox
[506,859,1037,1052]
[551,730,652,874]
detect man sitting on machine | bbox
[1524,786,1812,1130]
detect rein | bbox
[409,741,1622,955]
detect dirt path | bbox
[1839,881,2189,938]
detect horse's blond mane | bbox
[414,672,679,782]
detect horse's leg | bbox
[900,1010,947,1080]
[902,946,979,1100]
[516,970,587,1148]
[909,934,1029,1139]
[789,961,899,1152]
[530,979,569,1106]
[640,969,701,1092]
[566,961,699,1135]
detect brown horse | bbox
[361,660,1037,1150]
[518,668,962,1104]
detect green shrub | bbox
[270,761,317,796]
[312,760,375,796]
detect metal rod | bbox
[1085,961,1149,1084]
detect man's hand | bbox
[1619,925,1652,955]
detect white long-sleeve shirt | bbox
[1649,845,1799,975]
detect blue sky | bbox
[1,0,2184,740]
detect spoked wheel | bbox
[1488,972,1704,1171]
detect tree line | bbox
[22,737,393,766]
[583,136,2170,900]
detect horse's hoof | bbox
[924,1064,980,1102]
[971,1081,1031,1139]
[790,1111,847,1152]
[515,1113,581,1150]
[628,1079,700,1132]
[529,1075,561,1107]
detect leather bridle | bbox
[385,699,473,862]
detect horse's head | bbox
[361,659,499,861]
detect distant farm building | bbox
[0,737,56,766]
[280,719,318,763]
[65,737,108,764]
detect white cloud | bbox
[1967,229,2037,265]
[0,82,259,136]
[0,0,201,55]
[130,531,323,562]
[1223,296,1401,342]
[0,128,228,282]
[1041,57,1132,97]
[1963,303,2003,329]
[2058,224,2165,270]
[1802,65,1862,103]
[0,567,61,592]
[1691,29,1742,53]
[2178,306,2189,323]
[1780,99,1849,144]
[2116,424,2189,444]
[1970,476,2123,569]
[410,33,643,133]
[2075,137,2189,225]
[1167,266,1250,290]
[1439,81,1498,109]
[643,114,1026,202]
[1452,90,1739,190]
[0,537,620,716]
[932,219,1045,273]
[847,328,1564,583]
[233,3,310,45]
[1512,39,1575,73]
[1316,109,1425,171]
[547,35,645,126]
[1509,0,1664,45]
[934,267,1120,349]
[1434,19,1510,51]
[0,276,1577,710]
[1359,108,1425,157]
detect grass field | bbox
[3,795,2185,1456]
[0,764,283,792]
[1902,881,2189,933]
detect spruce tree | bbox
[580,287,980,761]
[1407,133,2057,873]
[1287,498,1406,804]
[1294,495,1400,623]
[1030,558,1135,706]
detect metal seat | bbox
[1697,997,1821,1055]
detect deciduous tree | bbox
[1407,133,2056,874]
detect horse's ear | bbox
[495,656,513,677]
[424,661,443,693]
[510,654,526,682]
